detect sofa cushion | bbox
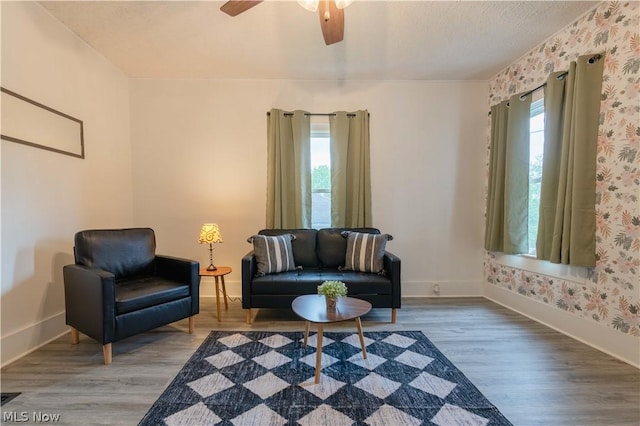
[74,228,156,279]
[248,234,297,276]
[259,229,319,267]
[317,228,380,268]
[251,270,392,295]
[342,231,393,273]
[115,277,190,315]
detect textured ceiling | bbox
[39,1,600,80]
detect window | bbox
[311,117,331,229]
[528,95,544,255]
[267,109,371,229]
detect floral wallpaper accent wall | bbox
[486,1,639,336]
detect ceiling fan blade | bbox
[318,0,344,45]
[220,0,263,17]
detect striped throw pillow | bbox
[248,234,297,276]
[342,231,393,274]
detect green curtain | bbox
[504,93,532,254]
[484,93,531,253]
[266,109,311,229]
[536,54,604,266]
[485,101,508,252]
[329,110,372,227]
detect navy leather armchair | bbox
[63,228,200,364]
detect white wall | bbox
[129,79,489,298]
[0,1,488,366]
[0,2,133,366]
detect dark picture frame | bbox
[1,87,84,159]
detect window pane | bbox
[528,98,544,255]
[311,137,330,190]
[312,192,331,228]
[311,117,331,229]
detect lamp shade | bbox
[199,223,223,244]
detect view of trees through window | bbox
[528,97,545,255]
[311,118,331,229]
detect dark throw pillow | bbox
[342,231,393,274]
[247,234,297,276]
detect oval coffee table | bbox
[292,294,372,383]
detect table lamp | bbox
[199,223,223,271]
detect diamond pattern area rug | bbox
[138,331,512,426]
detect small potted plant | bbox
[317,280,348,310]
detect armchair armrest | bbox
[383,251,401,308]
[241,251,256,309]
[155,255,199,284]
[155,255,200,314]
[63,264,116,344]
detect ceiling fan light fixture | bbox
[297,0,319,12]
[222,0,345,45]
[334,0,354,9]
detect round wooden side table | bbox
[199,266,231,322]
[292,294,372,383]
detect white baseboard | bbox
[1,311,68,368]
[484,283,640,368]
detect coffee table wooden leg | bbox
[214,277,221,322]
[315,325,323,384]
[303,321,310,348]
[356,317,367,359]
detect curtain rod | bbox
[515,68,570,100]
[266,112,368,117]
[488,53,602,115]
[487,77,557,116]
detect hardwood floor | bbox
[1,298,638,425]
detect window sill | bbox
[493,253,589,283]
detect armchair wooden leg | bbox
[245,309,252,324]
[391,308,397,324]
[70,327,80,344]
[188,316,195,334]
[103,343,112,365]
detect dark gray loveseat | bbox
[242,228,401,323]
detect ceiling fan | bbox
[220,0,353,45]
